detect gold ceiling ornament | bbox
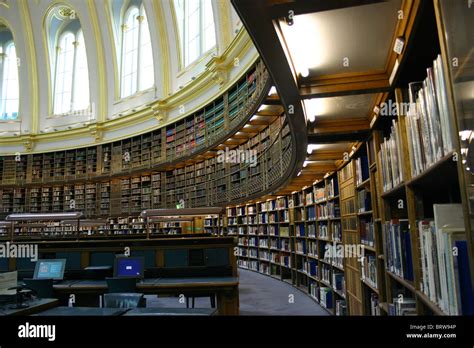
[88,124,104,142]
[206,56,228,87]
[151,102,168,123]
[22,136,35,152]
[56,6,76,20]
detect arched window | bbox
[120,5,154,98]
[174,0,216,67]
[53,28,90,115]
[0,41,19,120]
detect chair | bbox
[23,279,54,299]
[186,293,216,309]
[103,293,144,308]
[105,277,137,293]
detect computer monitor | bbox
[33,259,66,280]
[113,257,144,278]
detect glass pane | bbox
[54,32,75,114]
[73,31,90,112]
[139,9,155,91]
[0,42,19,119]
[438,2,474,226]
[121,7,140,98]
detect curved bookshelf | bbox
[0,59,269,186]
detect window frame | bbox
[0,39,20,121]
[174,0,217,68]
[52,27,90,116]
[119,4,155,99]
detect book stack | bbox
[320,287,333,309]
[418,204,473,315]
[405,55,455,177]
[360,220,375,247]
[328,177,338,198]
[388,297,416,316]
[355,155,369,186]
[335,300,347,315]
[314,187,325,202]
[370,294,380,316]
[378,120,404,192]
[332,272,345,293]
[361,255,377,288]
[383,219,413,281]
[332,221,342,242]
[304,260,318,277]
[357,189,371,213]
[327,201,340,218]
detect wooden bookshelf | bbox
[0,60,268,186]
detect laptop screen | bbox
[34,259,66,280]
[114,257,144,278]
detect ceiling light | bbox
[303,160,309,167]
[297,171,302,177]
[268,86,277,96]
[303,98,325,123]
[257,105,265,112]
[279,14,325,79]
[307,144,321,155]
[300,67,310,78]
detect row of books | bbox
[361,255,377,289]
[355,155,369,186]
[378,119,404,192]
[418,204,473,315]
[405,55,455,177]
[360,220,375,247]
[357,188,371,213]
[383,219,414,281]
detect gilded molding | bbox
[152,0,171,97]
[19,0,39,134]
[216,0,231,50]
[151,101,168,123]
[22,135,35,152]
[87,0,107,123]
[206,56,228,87]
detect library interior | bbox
[0,0,473,321]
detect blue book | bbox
[454,240,474,315]
[401,220,414,281]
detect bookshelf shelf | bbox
[405,151,457,188]
[415,290,446,316]
[386,271,416,293]
[380,183,405,199]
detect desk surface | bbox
[0,298,59,316]
[34,306,127,316]
[124,307,217,316]
[53,277,239,289]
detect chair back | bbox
[23,278,54,298]
[103,293,144,308]
[106,277,137,293]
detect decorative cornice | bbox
[151,102,168,123]
[88,123,104,142]
[22,135,35,152]
[206,56,228,87]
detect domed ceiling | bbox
[0,0,257,154]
